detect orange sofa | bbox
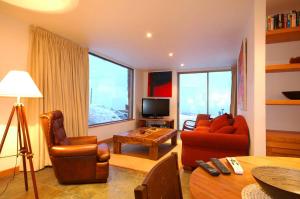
[180,114,250,169]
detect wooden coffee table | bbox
[113,127,177,160]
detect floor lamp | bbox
[0,70,42,199]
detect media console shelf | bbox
[138,118,174,129]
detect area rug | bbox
[109,140,182,173]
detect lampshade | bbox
[0,70,42,98]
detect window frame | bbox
[88,52,134,127]
[177,69,232,129]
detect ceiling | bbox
[0,0,290,70]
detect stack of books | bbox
[267,10,300,31]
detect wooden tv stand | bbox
[138,118,174,129]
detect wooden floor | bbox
[0,166,191,199]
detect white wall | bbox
[0,13,29,171]
[238,0,266,155]
[266,41,300,131]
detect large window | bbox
[89,53,133,126]
[178,71,232,129]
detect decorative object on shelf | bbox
[0,70,42,199]
[289,56,300,64]
[237,38,247,111]
[251,166,300,199]
[148,71,172,97]
[282,91,300,99]
[267,10,300,31]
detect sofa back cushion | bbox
[196,120,211,127]
[209,114,231,132]
[233,115,249,135]
[214,125,235,134]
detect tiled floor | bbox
[0,166,191,199]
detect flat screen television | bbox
[142,98,170,118]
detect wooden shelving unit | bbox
[266,99,300,105]
[265,25,300,157]
[267,129,300,157]
[266,27,300,106]
[266,63,300,73]
[266,26,300,44]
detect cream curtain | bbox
[26,26,89,170]
[230,65,237,116]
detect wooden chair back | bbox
[134,152,183,199]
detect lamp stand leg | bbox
[0,105,39,199]
[0,106,15,153]
[18,105,39,199]
[16,120,28,191]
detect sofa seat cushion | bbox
[214,125,235,134]
[209,114,231,132]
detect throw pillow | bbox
[214,125,235,134]
[209,114,230,132]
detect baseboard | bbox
[0,166,19,178]
[98,137,113,144]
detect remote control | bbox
[196,160,220,176]
[226,157,244,175]
[210,158,231,175]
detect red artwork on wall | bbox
[148,71,172,97]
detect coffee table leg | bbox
[113,142,121,154]
[171,134,177,146]
[149,146,158,160]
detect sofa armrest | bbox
[68,136,97,145]
[50,144,97,157]
[181,131,249,151]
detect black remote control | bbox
[210,158,231,175]
[196,160,220,176]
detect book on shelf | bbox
[266,10,300,31]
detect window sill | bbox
[88,119,135,128]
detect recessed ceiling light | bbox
[168,53,174,57]
[146,32,152,38]
[180,63,185,67]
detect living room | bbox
[1,0,300,198]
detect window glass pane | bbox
[89,54,132,125]
[208,71,232,118]
[179,73,207,129]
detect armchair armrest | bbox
[97,143,110,162]
[68,136,97,145]
[181,132,249,151]
[50,144,97,157]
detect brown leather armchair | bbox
[40,110,110,184]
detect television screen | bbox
[142,98,170,118]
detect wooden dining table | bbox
[189,156,300,199]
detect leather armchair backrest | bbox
[40,110,69,149]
